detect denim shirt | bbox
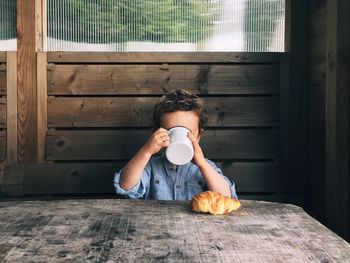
[114,155,238,201]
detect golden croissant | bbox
[191,191,241,215]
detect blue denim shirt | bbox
[114,155,237,200]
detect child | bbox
[114,89,237,200]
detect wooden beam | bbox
[20,162,301,195]
[325,0,350,240]
[2,164,24,196]
[47,52,282,63]
[47,97,280,128]
[37,52,47,162]
[6,52,17,164]
[285,0,291,52]
[35,0,45,52]
[0,98,5,128]
[0,131,5,161]
[280,54,290,160]
[0,64,6,95]
[17,0,38,163]
[47,64,280,95]
[289,0,308,198]
[45,129,280,161]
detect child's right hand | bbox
[141,128,170,156]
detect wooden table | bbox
[0,199,349,262]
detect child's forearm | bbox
[119,147,152,190]
[198,161,231,197]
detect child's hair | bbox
[152,89,208,130]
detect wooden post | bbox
[325,0,350,240]
[6,52,17,164]
[37,52,47,163]
[17,0,38,163]
[284,0,291,52]
[35,0,46,52]
[289,0,308,202]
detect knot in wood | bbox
[56,139,66,147]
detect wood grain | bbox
[6,52,17,164]
[47,64,280,95]
[37,52,47,162]
[47,97,280,128]
[309,65,326,122]
[307,2,327,228]
[0,64,6,95]
[35,0,44,52]
[0,131,6,161]
[289,0,308,214]
[1,164,24,196]
[289,0,308,163]
[45,129,280,160]
[17,0,38,162]
[308,7,327,65]
[0,199,349,262]
[0,52,5,62]
[325,0,350,240]
[0,98,5,128]
[308,120,325,219]
[280,55,290,160]
[47,52,282,63]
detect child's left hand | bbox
[187,132,207,168]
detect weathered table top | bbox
[0,199,349,263]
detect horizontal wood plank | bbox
[23,163,117,194]
[0,97,6,128]
[47,52,282,63]
[48,97,280,128]
[47,64,280,95]
[0,131,5,161]
[46,129,280,160]
[0,64,6,95]
[21,162,299,195]
[218,162,302,193]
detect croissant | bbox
[191,191,241,215]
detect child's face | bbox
[161,111,202,140]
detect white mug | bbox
[165,126,194,165]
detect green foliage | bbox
[47,0,219,43]
[244,0,284,51]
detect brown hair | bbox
[152,89,207,130]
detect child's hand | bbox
[187,131,207,168]
[142,128,170,156]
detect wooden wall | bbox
[0,51,306,205]
[308,0,350,241]
[0,0,310,209]
[307,0,327,225]
[0,53,5,152]
[0,53,6,182]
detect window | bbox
[0,0,16,51]
[0,0,287,52]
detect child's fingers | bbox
[161,140,170,148]
[157,132,170,141]
[153,129,169,140]
[154,132,170,146]
[153,127,169,136]
[187,132,198,146]
[154,128,167,135]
